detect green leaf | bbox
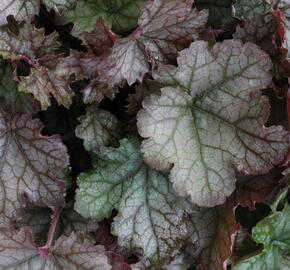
[196,0,236,29]
[75,105,122,152]
[137,40,289,207]
[234,204,290,270]
[61,0,146,34]
[75,137,187,266]
[0,59,40,113]
[233,0,272,19]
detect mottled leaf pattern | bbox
[0,0,40,26]
[233,0,272,19]
[234,204,290,270]
[98,38,149,87]
[75,138,187,265]
[76,105,122,152]
[137,40,289,207]
[19,58,74,109]
[0,228,111,269]
[97,0,208,86]
[61,0,146,33]
[0,24,58,61]
[0,111,69,226]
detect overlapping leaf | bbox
[0,227,111,269]
[76,105,122,152]
[0,111,69,226]
[75,138,188,266]
[185,168,281,270]
[137,40,289,207]
[19,57,74,109]
[0,0,40,26]
[60,0,146,33]
[97,0,208,87]
[0,59,40,113]
[234,204,290,270]
[0,23,58,61]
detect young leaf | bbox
[0,0,40,26]
[0,59,40,113]
[234,204,290,270]
[75,138,188,266]
[75,105,122,152]
[0,227,111,269]
[233,0,272,19]
[60,0,146,34]
[97,0,208,87]
[0,23,58,61]
[0,111,69,226]
[137,40,289,207]
[19,57,74,109]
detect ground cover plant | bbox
[0,0,289,269]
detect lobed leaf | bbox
[0,0,40,26]
[0,227,111,269]
[97,0,208,87]
[233,0,272,19]
[75,138,188,266]
[0,111,69,226]
[234,204,290,270]
[60,0,146,34]
[75,105,122,152]
[137,40,289,207]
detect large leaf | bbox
[0,227,111,269]
[97,0,208,87]
[0,111,69,226]
[61,0,146,34]
[137,40,289,207]
[185,168,281,270]
[0,0,40,26]
[75,105,122,152]
[0,59,40,113]
[234,204,290,270]
[75,138,187,266]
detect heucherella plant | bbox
[0,0,289,269]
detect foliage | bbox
[0,0,289,269]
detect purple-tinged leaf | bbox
[137,40,289,207]
[0,0,40,26]
[78,18,121,56]
[0,23,58,61]
[97,0,208,87]
[98,38,149,87]
[0,111,69,226]
[19,57,74,109]
[0,227,111,269]
[139,0,208,61]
